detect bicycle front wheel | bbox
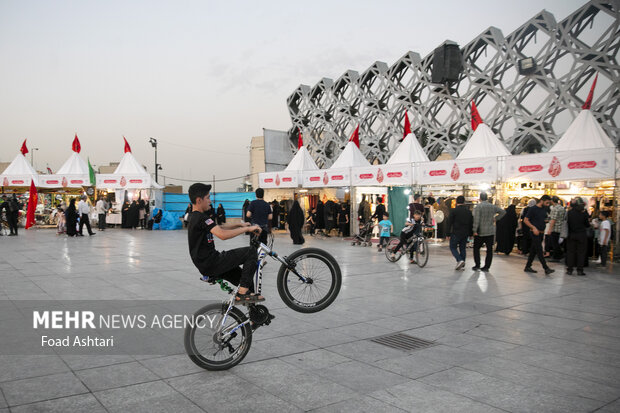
[416,239,429,268]
[277,248,341,313]
[184,303,252,371]
[385,236,403,262]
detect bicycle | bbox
[384,224,431,268]
[184,233,342,371]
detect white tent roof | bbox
[387,133,429,164]
[330,141,371,169]
[551,109,616,152]
[114,152,149,175]
[457,123,511,159]
[56,152,89,175]
[285,146,319,171]
[0,153,39,186]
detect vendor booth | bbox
[95,138,163,225]
[0,142,40,227]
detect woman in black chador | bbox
[127,201,139,229]
[216,203,226,225]
[121,201,130,228]
[242,199,250,223]
[287,200,305,245]
[496,201,518,255]
[65,198,78,237]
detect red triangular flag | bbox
[72,134,81,153]
[25,179,38,229]
[298,129,303,149]
[471,101,483,131]
[349,125,360,148]
[123,136,132,153]
[402,112,412,141]
[582,73,598,110]
[20,139,28,156]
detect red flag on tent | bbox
[72,134,81,153]
[123,137,132,153]
[25,180,38,229]
[402,112,412,141]
[582,73,598,110]
[349,125,360,148]
[20,139,28,156]
[471,101,483,131]
[298,129,303,149]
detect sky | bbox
[0,0,587,191]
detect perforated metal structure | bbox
[286,0,619,167]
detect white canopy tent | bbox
[0,153,39,188]
[352,132,428,186]
[303,140,371,187]
[259,145,319,188]
[40,152,91,189]
[457,123,511,160]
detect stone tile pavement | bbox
[0,228,619,412]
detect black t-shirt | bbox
[248,199,271,228]
[526,205,547,231]
[187,210,219,275]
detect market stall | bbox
[0,141,40,226]
[95,138,163,225]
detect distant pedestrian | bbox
[358,196,371,224]
[246,188,272,244]
[138,199,147,229]
[566,198,590,275]
[408,193,425,220]
[598,210,611,267]
[371,199,387,222]
[56,206,66,234]
[271,200,279,229]
[519,199,536,254]
[128,200,139,229]
[6,194,22,236]
[523,195,554,275]
[307,208,317,236]
[547,196,565,260]
[446,195,472,270]
[66,198,78,237]
[287,200,305,245]
[216,203,226,225]
[376,213,393,252]
[242,199,251,223]
[495,198,519,255]
[95,197,107,231]
[337,203,350,237]
[78,195,95,236]
[472,192,505,272]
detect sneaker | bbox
[378,247,382,252]
[471,266,480,271]
[456,261,465,270]
[410,259,416,264]
[524,267,538,273]
[577,270,586,276]
[480,267,490,272]
[566,268,573,275]
[544,268,555,275]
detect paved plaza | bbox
[1,229,620,412]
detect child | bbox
[598,210,611,267]
[56,207,66,235]
[376,213,393,252]
[187,183,264,303]
[392,210,423,263]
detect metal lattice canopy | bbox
[286,0,620,167]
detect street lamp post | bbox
[148,138,159,183]
[31,148,39,169]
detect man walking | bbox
[523,195,554,275]
[246,188,272,244]
[547,196,565,261]
[472,192,505,272]
[6,194,22,236]
[77,195,95,236]
[446,196,472,270]
[95,197,108,231]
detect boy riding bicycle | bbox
[187,183,264,303]
[392,209,423,264]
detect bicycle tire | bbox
[385,237,403,262]
[416,239,429,268]
[184,303,252,371]
[277,248,341,313]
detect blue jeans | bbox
[450,234,467,262]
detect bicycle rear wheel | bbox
[277,248,341,313]
[385,236,403,262]
[416,239,429,268]
[184,303,252,371]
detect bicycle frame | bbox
[217,241,309,339]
